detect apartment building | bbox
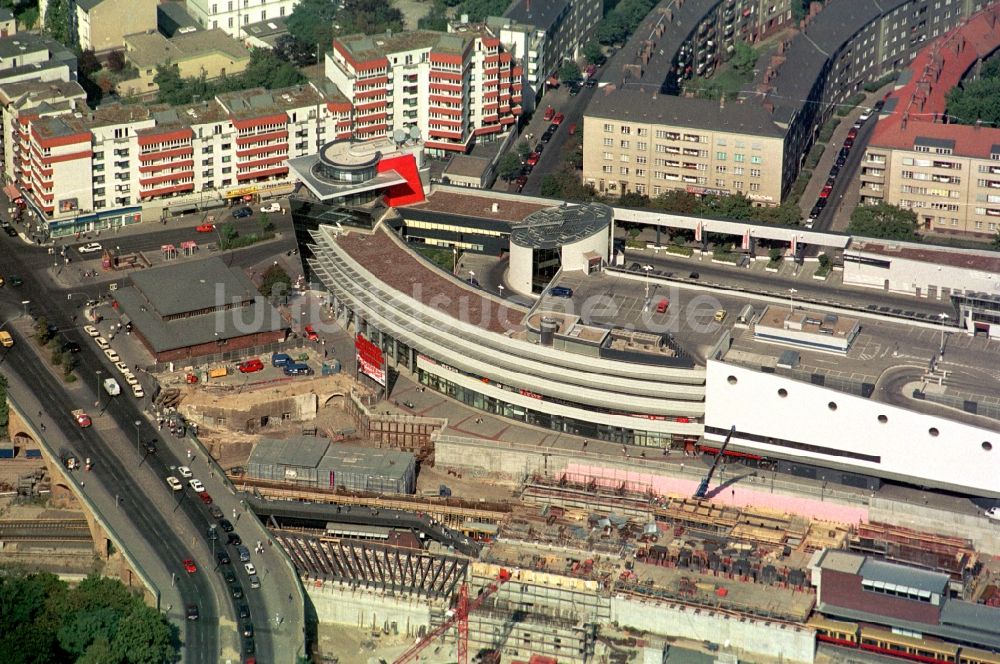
[186,0,298,38]
[11,82,352,237]
[861,3,1000,238]
[0,79,86,184]
[75,0,157,53]
[326,30,522,155]
[582,93,785,202]
[0,33,77,86]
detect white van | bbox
[103,378,121,396]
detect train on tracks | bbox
[808,616,1000,664]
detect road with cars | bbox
[0,222,297,663]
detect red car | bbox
[846,127,858,139]
[843,137,854,148]
[568,123,577,135]
[552,113,565,125]
[819,185,833,198]
[183,559,197,574]
[656,298,670,314]
[198,492,213,505]
[543,106,555,121]
[514,176,528,192]
[238,358,264,373]
[526,152,540,166]
[196,223,215,232]
[304,324,319,342]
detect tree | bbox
[818,253,832,269]
[260,263,292,297]
[106,50,126,73]
[515,139,531,161]
[651,189,699,214]
[0,374,9,431]
[768,247,783,263]
[731,42,757,76]
[418,1,449,30]
[220,222,238,244]
[583,41,604,66]
[454,0,508,21]
[258,213,275,234]
[497,152,523,182]
[848,202,919,241]
[243,48,306,88]
[42,0,72,47]
[286,0,339,55]
[696,192,755,220]
[273,34,317,67]
[78,49,100,77]
[109,605,175,664]
[153,63,188,105]
[559,61,581,83]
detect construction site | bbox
[128,324,1000,664]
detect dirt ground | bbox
[0,458,47,491]
[315,623,424,664]
[414,463,518,504]
[394,0,433,30]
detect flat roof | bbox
[124,29,251,69]
[849,240,1000,274]
[129,257,259,317]
[756,305,859,340]
[242,16,288,39]
[503,0,568,32]
[336,30,468,62]
[250,437,330,468]
[334,227,525,334]
[588,88,784,138]
[816,549,864,575]
[403,189,548,224]
[157,2,201,37]
[510,202,612,249]
[442,154,491,179]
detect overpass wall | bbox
[308,581,438,638]
[611,595,815,664]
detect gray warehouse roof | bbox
[250,438,415,479]
[588,89,784,138]
[858,558,949,595]
[510,201,612,249]
[129,256,260,317]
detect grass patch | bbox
[818,117,840,143]
[712,247,739,263]
[836,93,866,116]
[414,245,457,272]
[864,72,897,92]
[667,245,694,257]
[767,259,782,270]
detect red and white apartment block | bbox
[326,29,522,155]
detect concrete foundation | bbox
[869,497,1000,556]
[308,581,441,639]
[611,595,816,664]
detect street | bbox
[0,214,303,662]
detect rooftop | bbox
[815,549,865,575]
[336,30,468,63]
[859,558,950,595]
[510,202,613,249]
[756,305,859,340]
[128,256,259,317]
[587,89,784,138]
[868,4,1000,158]
[0,32,72,61]
[216,85,330,120]
[124,29,251,70]
[0,79,86,108]
[503,0,569,32]
[250,439,415,479]
[403,189,549,224]
[849,240,1000,274]
[442,154,492,180]
[242,16,289,40]
[157,1,201,38]
[334,226,526,334]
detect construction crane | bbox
[394,569,512,664]
[694,425,736,499]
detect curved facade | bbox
[308,224,706,448]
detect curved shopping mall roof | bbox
[510,202,613,249]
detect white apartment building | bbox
[12,82,352,237]
[186,0,298,38]
[326,30,522,155]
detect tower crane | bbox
[394,569,512,664]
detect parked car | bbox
[548,286,573,298]
[829,165,841,178]
[714,309,728,322]
[846,127,858,139]
[62,340,81,353]
[655,298,670,314]
[166,476,183,492]
[304,324,319,342]
[189,479,205,492]
[859,107,873,121]
[238,358,264,373]
[283,362,314,376]
[8,275,22,286]
[236,545,251,562]
[196,223,215,232]
[819,185,833,199]
[514,176,528,193]
[232,207,253,219]
[526,152,540,166]
[77,242,102,254]
[986,507,1000,522]
[543,106,555,121]
[260,202,281,213]
[83,325,100,337]
[72,409,92,428]
[552,113,565,125]
[271,353,292,367]
[584,78,597,87]
[540,132,552,144]
[177,466,193,478]
[103,378,121,396]
[219,518,234,533]
[843,137,854,148]
[688,272,700,279]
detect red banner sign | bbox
[355,334,385,386]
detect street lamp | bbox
[498,284,505,298]
[134,419,141,462]
[938,312,950,358]
[468,270,475,285]
[95,370,103,408]
[788,288,798,313]
[20,300,30,317]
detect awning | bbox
[4,184,22,201]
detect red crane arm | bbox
[393,570,511,664]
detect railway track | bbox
[0,519,92,541]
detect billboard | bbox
[355,333,385,386]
